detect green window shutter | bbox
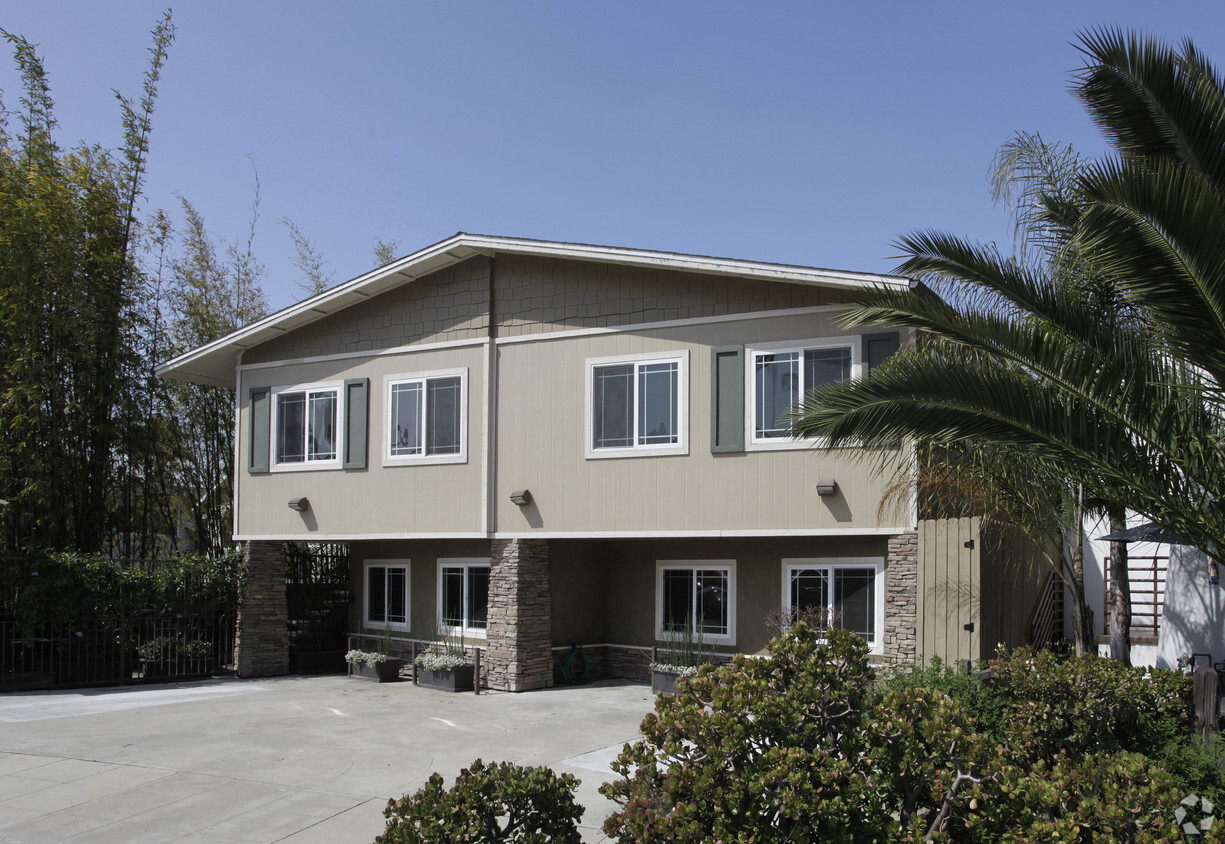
[343,378,369,469]
[248,387,271,474]
[711,345,744,453]
[861,332,900,374]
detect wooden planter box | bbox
[417,664,476,693]
[350,658,404,682]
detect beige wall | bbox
[345,539,492,641]
[495,311,911,535]
[550,535,890,656]
[235,256,911,540]
[492,253,851,337]
[244,260,492,364]
[237,345,488,538]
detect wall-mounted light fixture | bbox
[288,497,310,512]
[816,480,837,497]
[509,489,532,506]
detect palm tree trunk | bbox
[1108,507,1132,666]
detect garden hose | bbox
[561,644,589,685]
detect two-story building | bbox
[158,233,1048,690]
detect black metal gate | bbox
[285,542,351,673]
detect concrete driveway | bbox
[0,675,657,843]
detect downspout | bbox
[233,356,243,543]
[485,255,498,537]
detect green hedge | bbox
[1,549,246,625]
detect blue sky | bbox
[4,2,1225,311]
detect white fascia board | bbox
[156,231,912,387]
[460,234,910,290]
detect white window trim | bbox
[655,559,736,645]
[270,380,344,472]
[745,337,861,451]
[781,556,884,655]
[364,559,411,632]
[437,558,489,639]
[382,368,468,467]
[585,350,689,460]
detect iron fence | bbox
[1,610,235,691]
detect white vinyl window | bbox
[748,339,858,448]
[586,351,688,458]
[365,560,410,632]
[385,369,467,465]
[656,560,735,644]
[272,382,342,470]
[782,558,883,652]
[438,559,490,637]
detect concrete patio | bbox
[0,675,657,843]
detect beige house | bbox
[159,233,1047,689]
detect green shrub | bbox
[1,550,246,626]
[377,759,584,843]
[877,655,1005,741]
[964,751,1219,843]
[601,624,989,842]
[986,648,1192,763]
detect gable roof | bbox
[156,232,912,387]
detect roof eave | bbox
[156,232,913,387]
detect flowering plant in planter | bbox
[345,649,391,667]
[414,624,475,692]
[650,618,714,694]
[414,649,468,671]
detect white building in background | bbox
[1082,512,1223,670]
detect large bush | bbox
[1,550,246,625]
[377,759,584,844]
[600,625,988,841]
[986,647,1192,762]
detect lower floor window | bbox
[366,561,409,630]
[440,560,489,634]
[784,559,881,644]
[657,561,735,642]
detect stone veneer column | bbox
[235,540,290,678]
[883,532,918,665]
[485,538,553,692]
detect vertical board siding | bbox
[495,314,910,536]
[917,517,981,664]
[979,523,1050,651]
[237,347,487,537]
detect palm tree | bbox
[793,29,1225,658]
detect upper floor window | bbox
[385,369,467,465]
[748,339,857,447]
[586,351,688,459]
[782,558,882,651]
[273,382,342,469]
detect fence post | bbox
[1194,664,1220,740]
[474,647,480,695]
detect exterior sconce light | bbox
[288,497,310,512]
[816,480,837,497]
[509,489,532,506]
